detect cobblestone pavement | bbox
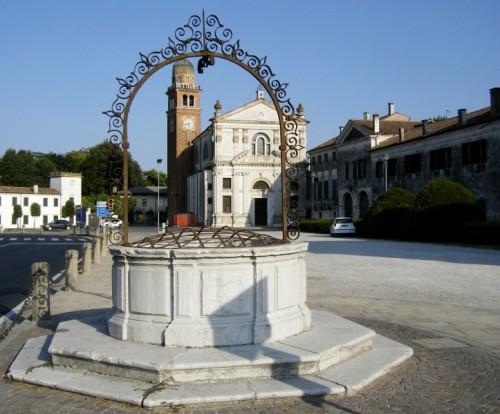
[1,316,498,414]
[1,231,499,413]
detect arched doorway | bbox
[253,180,270,226]
[343,193,353,217]
[359,191,369,218]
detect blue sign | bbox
[96,207,111,218]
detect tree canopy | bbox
[0,143,154,198]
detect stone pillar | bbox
[31,262,51,322]
[93,237,101,264]
[82,243,92,276]
[65,250,79,292]
[101,229,108,257]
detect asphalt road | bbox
[0,233,93,316]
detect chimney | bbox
[399,128,405,142]
[373,113,380,133]
[363,112,370,121]
[490,87,500,117]
[33,184,39,194]
[388,102,395,116]
[422,120,429,135]
[458,109,467,126]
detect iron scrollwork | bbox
[103,12,304,244]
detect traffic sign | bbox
[96,207,111,217]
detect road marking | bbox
[24,238,32,241]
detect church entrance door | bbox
[254,198,267,226]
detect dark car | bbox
[43,219,71,231]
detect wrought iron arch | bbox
[104,12,304,244]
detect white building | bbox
[0,172,82,229]
[187,90,308,227]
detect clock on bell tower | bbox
[166,59,202,221]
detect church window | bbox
[182,95,188,106]
[189,95,194,107]
[223,178,231,189]
[252,134,271,155]
[253,181,270,190]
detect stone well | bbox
[108,231,311,348]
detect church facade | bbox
[166,60,308,227]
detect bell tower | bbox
[166,59,201,222]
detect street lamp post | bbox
[157,159,162,233]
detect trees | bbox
[12,204,23,229]
[80,141,145,196]
[30,202,41,228]
[143,169,168,187]
[62,199,76,223]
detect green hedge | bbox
[462,221,500,246]
[299,218,331,234]
[406,178,485,242]
[362,188,416,239]
[301,179,498,246]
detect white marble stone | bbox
[108,242,311,347]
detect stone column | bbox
[101,229,108,257]
[82,243,92,276]
[93,237,101,264]
[65,250,79,292]
[31,262,50,322]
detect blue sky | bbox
[1,0,499,171]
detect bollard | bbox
[101,229,108,257]
[82,242,92,275]
[65,249,79,292]
[31,262,51,322]
[93,237,101,264]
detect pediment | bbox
[219,100,279,123]
[337,123,369,144]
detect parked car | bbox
[43,219,71,231]
[100,218,123,229]
[330,217,356,237]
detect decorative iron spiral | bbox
[103,12,304,242]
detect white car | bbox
[101,218,123,229]
[330,217,356,237]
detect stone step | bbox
[46,311,375,383]
[8,332,411,407]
